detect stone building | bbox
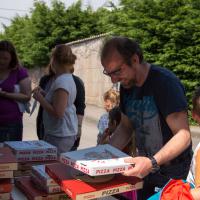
[67,33,113,107]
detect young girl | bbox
[32,44,78,154]
[97,89,119,144]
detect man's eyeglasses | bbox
[103,63,124,77]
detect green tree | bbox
[1,0,199,119]
[0,0,106,68]
[109,0,200,113]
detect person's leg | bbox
[0,122,23,142]
[71,115,84,150]
[71,125,81,151]
[44,135,76,154]
[36,107,45,140]
[70,137,80,151]
[0,130,8,143]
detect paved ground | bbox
[23,103,200,150]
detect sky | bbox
[0,0,119,31]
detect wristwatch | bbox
[149,156,160,173]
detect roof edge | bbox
[66,32,111,46]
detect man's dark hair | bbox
[109,106,121,125]
[101,36,143,65]
[193,86,200,115]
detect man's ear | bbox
[130,54,140,65]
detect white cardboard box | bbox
[4,140,57,161]
[60,144,133,176]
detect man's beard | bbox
[120,79,135,89]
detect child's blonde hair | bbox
[193,86,200,115]
[103,89,119,106]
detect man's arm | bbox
[123,111,191,178]
[0,77,31,102]
[109,113,134,150]
[153,111,191,165]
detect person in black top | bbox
[70,69,86,150]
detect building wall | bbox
[70,36,113,107]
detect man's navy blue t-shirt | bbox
[120,64,191,159]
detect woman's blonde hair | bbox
[51,44,76,70]
[103,89,120,106]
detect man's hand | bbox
[123,156,152,178]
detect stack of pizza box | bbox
[0,147,18,200]
[15,176,70,200]
[2,140,69,199]
[4,140,57,162]
[4,140,58,178]
[44,144,143,200]
[31,164,61,194]
[15,164,70,200]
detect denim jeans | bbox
[44,134,77,154]
[137,158,192,200]
[0,122,23,142]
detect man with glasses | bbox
[101,36,192,199]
